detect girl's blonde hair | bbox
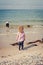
[18,26,24,33]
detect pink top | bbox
[16,32,25,42]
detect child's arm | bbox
[24,33,25,41]
[16,33,19,41]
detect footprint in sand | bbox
[8,55,11,57]
[1,56,7,58]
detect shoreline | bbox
[0,24,43,29]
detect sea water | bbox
[0,9,43,25]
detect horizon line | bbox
[0,8,43,10]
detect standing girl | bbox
[16,26,25,50]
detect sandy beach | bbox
[0,25,43,65]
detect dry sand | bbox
[0,25,43,65]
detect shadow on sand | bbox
[10,38,43,50]
[23,44,37,50]
[24,38,43,50]
[10,38,43,46]
[10,42,18,46]
[28,40,42,44]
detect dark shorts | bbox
[18,41,24,50]
[18,41,24,45]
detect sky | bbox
[0,0,43,9]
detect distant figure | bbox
[16,26,25,50]
[6,21,9,28]
[27,25,30,28]
[6,21,9,32]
